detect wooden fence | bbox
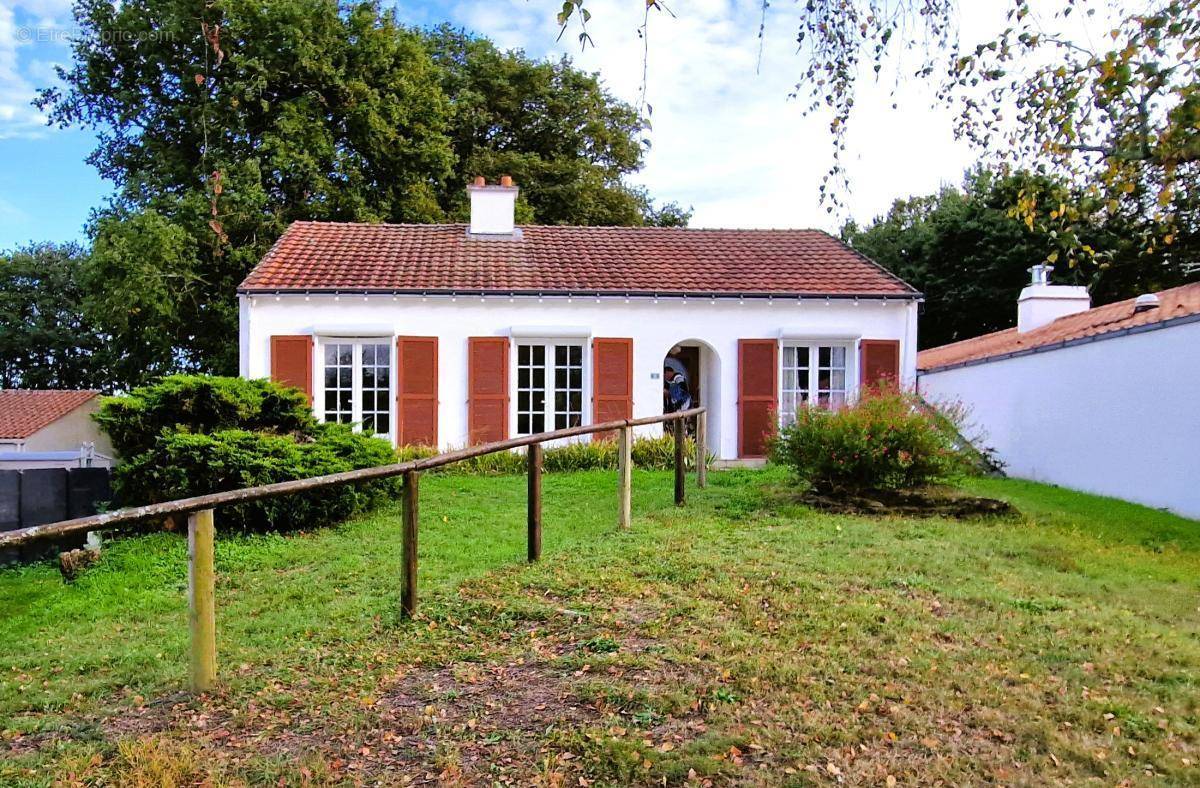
[0,408,708,694]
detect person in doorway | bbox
[663,360,692,414]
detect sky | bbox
[0,0,1022,249]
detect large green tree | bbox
[34,1,685,388]
[841,169,1197,349]
[427,26,689,227]
[0,244,107,389]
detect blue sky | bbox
[0,0,1019,250]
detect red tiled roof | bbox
[0,390,99,440]
[918,282,1200,371]
[239,222,918,297]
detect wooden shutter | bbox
[738,339,778,458]
[270,335,314,405]
[592,338,633,439]
[860,339,901,394]
[468,337,509,444]
[396,336,438,447]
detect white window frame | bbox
[512,339,589,438]
[779,341,856,426]
[314,337,395,443]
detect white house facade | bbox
[238,180,920,460]
[918,272,1200,520]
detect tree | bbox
[35,1,684,387]
[0,244,107,389]
[427,26,690,227]
[841,168,1196,348]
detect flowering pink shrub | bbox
[770,390,968,493]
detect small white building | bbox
[238,178,920,460]
[918,268,1200,519]
[0,389,115,469]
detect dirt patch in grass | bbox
[799,486,1017,519]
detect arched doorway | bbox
[661,339,721,443]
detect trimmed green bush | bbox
[114,425,399,533]
[99,376,395,533]
[770,391,968,493]
[96,375,316,457]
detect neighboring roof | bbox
[0,390,100,440]
[239,222,919,298]
[918,282,1200,372]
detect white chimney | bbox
[1017,264,1091,333]
[467,175,518,236]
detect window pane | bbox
[339,346,352,365]
[569,368,581,388]
[533,368,544,387]
[325,368,337,388]
[531,413,544,433]
[377,344,390,364]
[339,367,351,387]
[362,414,375,434]
[363,368,375,388]
[519,345,530,364]
[518,414,529,434]
[555,345,567,365]
[532,345,545,364]
[533,391,545,411]
[377,367,389,386]
[377,391,389,411]
[829,370,846,390]
[555,392,566,412]
[569,392,581,412]
[377,415,389,434]
[518,368,530,388]
[339,390,351,410]
[555,368,567,388]
[830,346,846,367]
[555,414,567,430]
[782,346,795,366]
[325,345,337,365]
[339,412,353,424]
[569,345,581,365]
[362,345,375,365]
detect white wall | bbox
[919,319,1200,520]
[21,399,114,458]
[241,293,918,459]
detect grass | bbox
[1,467,1198,785]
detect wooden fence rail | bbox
[1,407,707,694]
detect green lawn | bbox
[1,468,1197,785]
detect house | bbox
[0,390,114,469]
[237,178,921,460]
[918,268,1200,519]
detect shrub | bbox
[96,375,317,457]
[113,425,399,534]
[99,376,394,534]
[770,391,967,493]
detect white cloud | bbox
[448,0,1007,230]
[0,1,67,140]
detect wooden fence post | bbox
[617,426,632,530]
[673,418,686,506]
[527,443,542,561]
[696,410,708,489]
[187,508,217,694]
[402,471,419,618]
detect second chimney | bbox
[467,176,518,236]
[1017,264,1091,332]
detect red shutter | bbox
[738,339,778,458]
[592,338,633,439]
[396,336,438,447]
[468,337,509,444]
[860,339,901,395]
[270,335,314,405]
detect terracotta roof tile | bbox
[239,222,918,297]
[0,390,99,440]
[918,282,1200,371]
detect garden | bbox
[1,379,1197,785]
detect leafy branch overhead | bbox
[559,0,1199,266]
